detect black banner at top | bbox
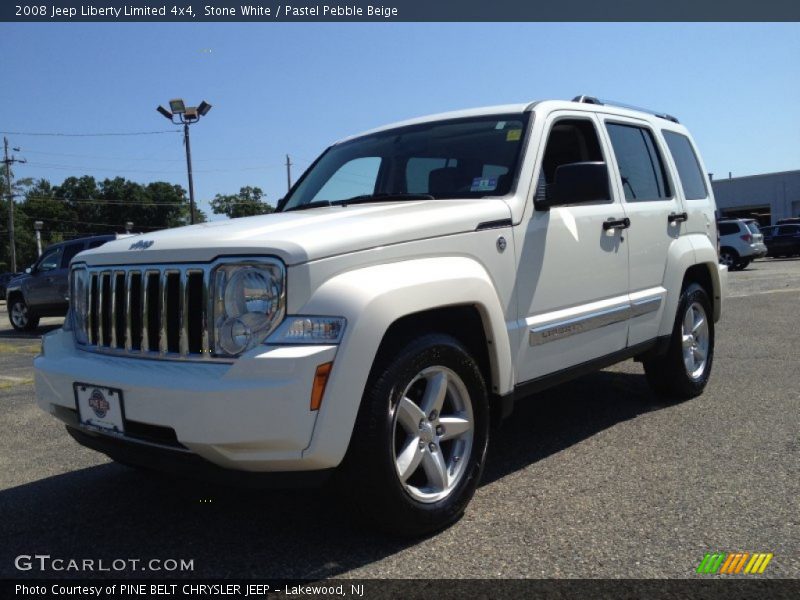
[3,0,800,22]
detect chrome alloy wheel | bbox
[682,301,709,380]
[392,366,474,503]
[10,301,28,329]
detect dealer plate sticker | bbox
[75,384,125,434]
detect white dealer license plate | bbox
[74,383,125,434]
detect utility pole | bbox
[3,137,26,273]
[285,154,293,192]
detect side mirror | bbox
[537,162,610,209]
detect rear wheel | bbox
[9,297,39,331]
[644,283,714,401]
[719,248,737,269]
[733,258,751,270]
[339,333,490,536]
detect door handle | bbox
[603,217,630,231]
[668,212,688,224]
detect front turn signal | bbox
[310,362,333,411]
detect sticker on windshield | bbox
[506,129,522,141]
[470,177,498,192]
[495,121,507,130]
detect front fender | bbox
[296,256,512,469]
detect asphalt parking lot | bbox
[1,258,798,580]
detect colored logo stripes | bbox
[696,552,773,574]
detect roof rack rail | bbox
[571,95,680,124]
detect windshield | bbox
[281,113,530,211]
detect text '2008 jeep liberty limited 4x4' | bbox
[35,96,726,535]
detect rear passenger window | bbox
[718,222,739,236]
[61,242,85,267]
[606,123,671,201]
[662,131,708,200]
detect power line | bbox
[23,148,285,164]
[23,195,272,207]
[24,160,282,174]
[0,129,181,137]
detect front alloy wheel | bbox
[9,299,38,331]
[341,333,489,536]
[393,366,474,504]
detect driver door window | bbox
[38,247,63,272]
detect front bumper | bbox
[35,328,337,472]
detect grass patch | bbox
[0,377,34,390]
[0,341,40,355]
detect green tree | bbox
[5,175,206,269]
[210,186,274,219]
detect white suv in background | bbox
[717,218,766,270]
[35,96,726,535]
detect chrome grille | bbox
[76,265,211,360]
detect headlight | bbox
[212,261,285,356]
[267,316,346,345]
[69,267,89,343]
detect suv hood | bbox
[78,199,512,267]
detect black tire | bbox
[338,333,490,537]
[719,248,738,269]
[8,297,39,331]
[644,283,714,401]
[733,259,751,270]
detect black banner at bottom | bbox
[4,579,800,600]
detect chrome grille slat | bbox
[179,270,189,356]
[110,271,119,349]
[97,272,106,347]
[77,264,219,362]
[124,271,134,352]
[159,271,169,355]
[141,270,151,352]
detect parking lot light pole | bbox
[156,99,212,225]
[34,221,43,257]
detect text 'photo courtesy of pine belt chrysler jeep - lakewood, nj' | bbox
[34,96,727,536]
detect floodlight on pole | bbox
[169,98,186,114]
[156,98,212,226]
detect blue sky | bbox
[1,23,798,221]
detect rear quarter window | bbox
[662,131,708,200]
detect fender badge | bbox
[129,240,154,250]
[496,236,507,252]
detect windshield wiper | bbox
[283,193,434,212]
[334,193,435,206]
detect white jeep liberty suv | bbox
[35,96,726,535]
